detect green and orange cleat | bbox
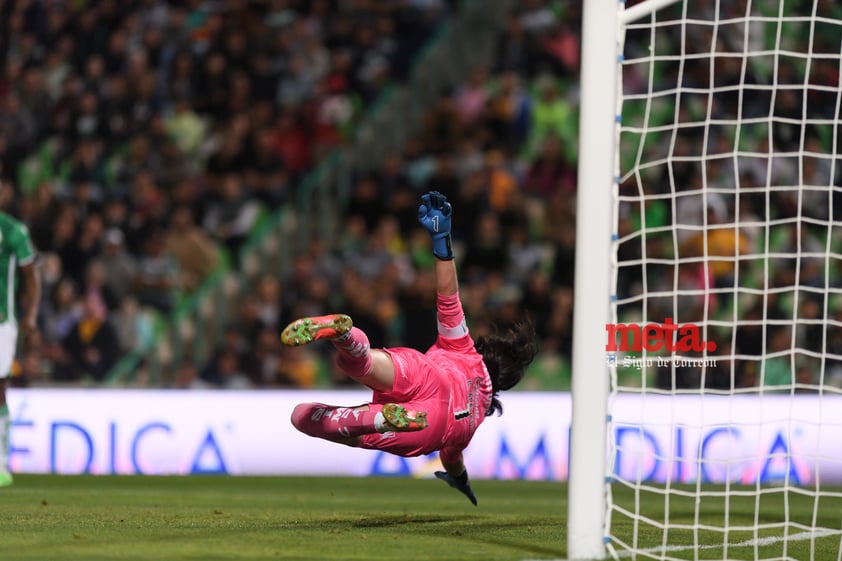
[382,403,428,432]
[281,314,354,346]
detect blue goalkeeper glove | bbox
[417,191,453,260]
[434,470,478,506]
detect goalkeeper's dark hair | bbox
[475,316,538,416]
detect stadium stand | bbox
[197,0,579,390]
[0,0,453,385]
[4,0,837,392]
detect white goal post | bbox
[570,1,842,560]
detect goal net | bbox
[574,0,842,559]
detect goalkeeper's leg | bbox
[290,402,427,445]
[281,314,395,392]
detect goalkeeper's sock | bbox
[291,402,386,438]
[0,404,10,474]
[333,327,372,379]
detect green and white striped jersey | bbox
[0,212,36,324]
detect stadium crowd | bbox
[0,0,452,385]
[226,0,841,393]
[187,0,584,391]
[613,1,842,391]
[2,0,841,392]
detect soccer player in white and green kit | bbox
[0,180,41,486]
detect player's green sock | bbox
[0,403,11,487]
[0,404,10,473]
[0,403,10,486]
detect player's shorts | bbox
[359,347,450,457]
[0,322,17,379]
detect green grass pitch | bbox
[1,475,566,561]
[1,475,840,561]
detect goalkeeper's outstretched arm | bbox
[439,448,466,477]
[435,257,458,297]
[435,447,477,506]
[418,191,471,341]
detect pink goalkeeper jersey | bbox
[424,294,493,463]
[364,292,493,460]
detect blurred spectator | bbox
[171,359,214,390]
[42,278,81,345]
[461,212,509,280]
[166,205,221,290]
[134,229,178,314]
[275,344,320,388]
[682,206,751,293]
[53,292,121,382]
[483,71,531,152]
[202,173,261,260]
[346,175,388,233]
[484,150,518,219]
[339,271,389,348]
[242,327,282,386]
[397,267,438,351]
[421,88,464,156]
[100,228,138,303]
[762,328,794,391]
[201,347,252,389]
[61,211,104,288]
[111,296,155,355]
[244,127,289,206]
[9,349,49,388]
[83,259,120,312]
[165,97,207,161]
[523,136,575,198]
[506,223,547,284]
[456,68,490,124]
[252,274,282,331]
[526,74,577,161]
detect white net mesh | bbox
[607,1,842,559]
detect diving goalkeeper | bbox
[283,191,537,506]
